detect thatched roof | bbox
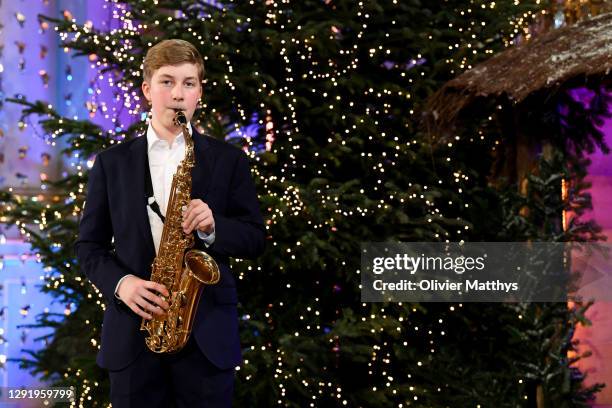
[425,11,612,134]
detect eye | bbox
[186,82,195,87]
[161,80,172,85]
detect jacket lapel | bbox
[128,134,156,260]
[191,128,216,201]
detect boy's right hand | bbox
[116,276,170,320]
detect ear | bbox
[141,81,151,103]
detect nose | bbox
[171,84,184,101]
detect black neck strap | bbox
[144,151,165,224]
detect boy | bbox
[75,39,265,407]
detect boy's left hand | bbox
[182,199,215,235]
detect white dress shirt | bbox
[114,122,215,299]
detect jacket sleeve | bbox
[202,150,266,260]
[75,154,130,302]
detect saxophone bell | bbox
[185,249,220,285]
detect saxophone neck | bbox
[173,109,188,127]
[173,110,193,147]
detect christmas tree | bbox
[0,0,608,406]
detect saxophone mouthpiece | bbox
[173,109,187,127]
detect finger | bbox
[182,206,198,228]
[184,207,208,232]
[139,287,170,310]
[181,204,191,222]
[198,219,214,235]
[190,212,212,233]
[185,200,195,213]
[135,296,164,316]
[182,211,192,230]
[190,199,202,209]
[186,211,202,233]
[186,210,207,233]
[130,302,152,320]
[183,199,201,219]
[183,202,191,216]
[144,281,170,298]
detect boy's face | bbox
[142,62,202,131]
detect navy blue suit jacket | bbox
[75,128,265,371]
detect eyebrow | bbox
[158,74,198,81]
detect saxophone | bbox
[140,109,220,353]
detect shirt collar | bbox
[146,121,193,152]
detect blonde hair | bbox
[142,39,205,82]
